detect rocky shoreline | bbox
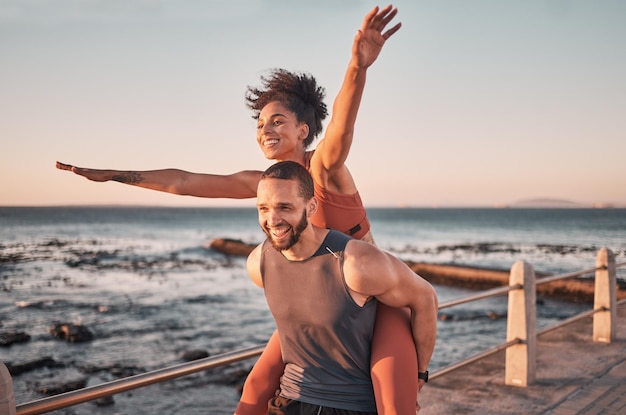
[4,237,621,409]
[209,238,626,304]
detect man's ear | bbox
[307,196,318,217]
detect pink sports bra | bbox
[311,181,371,240]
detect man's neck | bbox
[280,226,329,261]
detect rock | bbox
[405,261,626,304]
[208,365,250,386]
[93,395,115,407]
[49,323,94,342]
[437,310,506,322]
[181,349,210,362]
[79,363,144,379]
[405,261,516,290]
[208,238,256,257]
[36,377,87,395]
[0,331,30,347]
[5,357,62,376]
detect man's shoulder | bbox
[248,241,267,265]
[343,237,383,259]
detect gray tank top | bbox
[261,230,377,412]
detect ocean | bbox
[1,206,625,414]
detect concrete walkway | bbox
[419,302,626,415]
[546,359,626,415]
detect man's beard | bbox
[265,209,308,251]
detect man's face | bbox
[257,178,310,251]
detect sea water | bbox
[1,207,625,414]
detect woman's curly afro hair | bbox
[246,69,328,149]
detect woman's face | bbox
[256,101,309,162]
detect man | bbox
[245,161,438,414]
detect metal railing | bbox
[431,252,625,382]
[431,298,626,382]
[4,249,625,414]
[12,346,266,415]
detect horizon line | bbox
[1,203,624,209]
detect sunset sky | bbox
[1,0,625,208]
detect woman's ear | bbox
[299,123,310,140]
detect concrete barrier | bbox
[505,261,537,387]
[0,361,16,415]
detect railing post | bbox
[505,260,536,387]
[593,248,616,343]
[1,360,17,415]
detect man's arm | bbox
[382,252,438,377]
[56,161,261,199]
[345,242,438,376]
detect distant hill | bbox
[508,198,589,208]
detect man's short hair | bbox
[261,161,314,200]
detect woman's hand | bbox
[56,161,115,182]
[353,5,402,69]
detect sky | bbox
[1,0,625,208]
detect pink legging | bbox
[234,303,417,415]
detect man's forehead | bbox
[257,178,300,201]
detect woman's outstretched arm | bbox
[56,161,261,199]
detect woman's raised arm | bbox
[312,5,401,177]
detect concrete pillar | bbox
[0,360,16,415]
[505,260,536,387]
[593,248,616,343]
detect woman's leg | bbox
[235,330,284,415]
[370,303,418,415]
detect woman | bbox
[58,6,424,414]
